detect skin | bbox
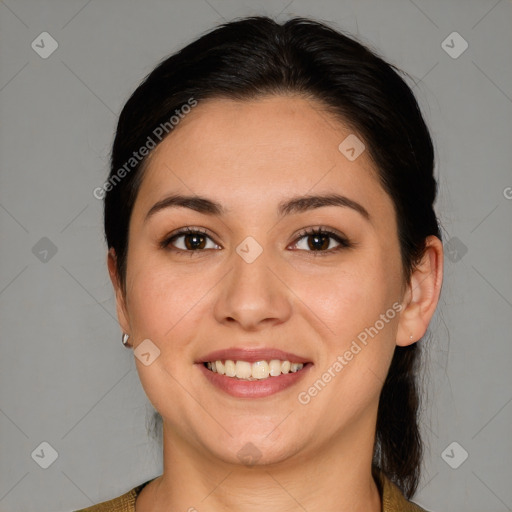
[107,95,443,512]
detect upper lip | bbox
[196,347,311,364]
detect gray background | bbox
[0,0,511,511]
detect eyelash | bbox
[160,226,353,257]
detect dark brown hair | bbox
[104,15,441,498]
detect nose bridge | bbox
[233,236,272,290]
[214,235,291,328]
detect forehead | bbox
[133,95,393,222]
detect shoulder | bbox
[73,479,154,512]
[376,469,432,512]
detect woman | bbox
[76,15,443,512]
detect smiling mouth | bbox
[203,359,308,381]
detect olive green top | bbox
[74,470,430,512]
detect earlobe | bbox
[107,248,131,335]
[396,235,443,347]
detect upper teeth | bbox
[205,360,304,380]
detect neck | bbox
[138,412,381,512]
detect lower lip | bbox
[196,362,313,398]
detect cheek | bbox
[301,251,401,399]
[311,276,367,334]
[297,268,399,429]
[124,259,208,415]
[124,255,209,345]
[305,257,397,341]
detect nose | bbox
[213,241,293,331]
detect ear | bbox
[107,248,131,336]
[396,235,443,346]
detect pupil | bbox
[186,234,205,250]
[309,234,328,251]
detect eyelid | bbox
[292,225,349,243]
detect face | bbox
[112,95,410,466]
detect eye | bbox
[160,227,220,254]
[291,227,352,255]
[160,226,353,256]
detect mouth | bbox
[203,359,308,381]
[195,347,312,398]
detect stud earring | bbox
[122,333,131,348]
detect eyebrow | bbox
[144,193,370,223]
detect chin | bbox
[207,432,304,468]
